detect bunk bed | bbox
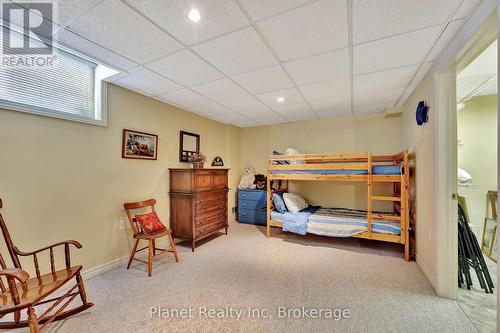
[266,151,411,261]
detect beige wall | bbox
[0,84,240,273]
[240,114,402,211]
[399,72,438,287]
[457,95,498,239]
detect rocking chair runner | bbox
[0,199,93,333]
[123,199,179,277]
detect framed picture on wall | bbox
[122,129,158,160]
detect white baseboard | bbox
[81,240,169,280]
[415,254,437,292]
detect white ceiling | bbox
[8,0,482,127]
[457,39,497,101]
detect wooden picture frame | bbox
[122,129,158,160]
[179,131,200,162]
[481,217,497,257]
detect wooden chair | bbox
[0,199,93,332]
[123,199,179,277]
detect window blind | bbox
[0,28,99,122]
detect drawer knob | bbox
[242,213,245,216]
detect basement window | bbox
[0,26,118,126]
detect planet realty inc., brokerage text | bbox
[149,306,351,320]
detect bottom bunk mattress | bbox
[307,208,401,237]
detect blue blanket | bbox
[271,206,320,235]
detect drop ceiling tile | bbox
[220,95,272,117]
[427,19,464,61]
[256,88,304,107]
[56,29,139,71]
[272,101,312,114]
[126,0,249,45]
[191,78,248,102]
[258,114,288,125]
[353,0,459,44]
[213,112,253,125]
[158,89,212,108]
[283,48,349,86]
[316,108,351,118]
[145,49,224,86]
[113,68,182,96]
[68,0,183,64]
[229,119,261,128]
[192,27,277,75]
[104,72,129,83]
[308,95,350,112]
[457,74,495,100]
[411,62,434,87]
[354,88,403,107]
[272,102,316,122]
[353,25,443,75]
[280,112,316,122]
[239,0,312,21]
[192,103,233,117]
[398,85,416,106]
[231,65,293,94]
[353,103,392,115]
[353,65,417,94]
[257,0,348,61]
[453,0,481,20]
[299,78,350,102]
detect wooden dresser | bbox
[169,168,229,251]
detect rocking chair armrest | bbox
[14,240,82,257]
[0,268,29,283]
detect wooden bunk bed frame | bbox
[266,151,411,261]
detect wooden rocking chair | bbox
[124,199,179,277]
[0,199,93,332]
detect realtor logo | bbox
[1,0,57,66]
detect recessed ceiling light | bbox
[277,97,285,103]
[188,8,201,22]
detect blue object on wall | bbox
[416,100,429,125]
[238,189,267,226]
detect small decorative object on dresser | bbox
[211,156,224,166]
[188,152,206,169]
[169,168,229,251]
[238,189,267,226]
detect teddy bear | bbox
[254,174,267,190]
[238,168,256,189]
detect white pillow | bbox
[283,193,308,213]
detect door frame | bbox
[434,0,498,298]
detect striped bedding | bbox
[307,208,401,237]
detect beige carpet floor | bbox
[26,222,478,332]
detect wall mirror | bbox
[179,131,200,162]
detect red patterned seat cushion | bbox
[135,212,167,235]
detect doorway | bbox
[455,38,497,333]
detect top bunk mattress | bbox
[270,165,401,175]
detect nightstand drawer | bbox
[238,190,266,202]
[239,199,266,210]
[238,208,267,221]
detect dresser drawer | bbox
[238,190,266,202]
[195,192,226,205]
[196,210,226,226]
[238,208,267,221]
[196,220,226,238]
[194,171,213,191]
[238,217,267,226]
[196,200,226,214]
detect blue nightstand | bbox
[238,189,267,226]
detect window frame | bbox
[0,25,114,127]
